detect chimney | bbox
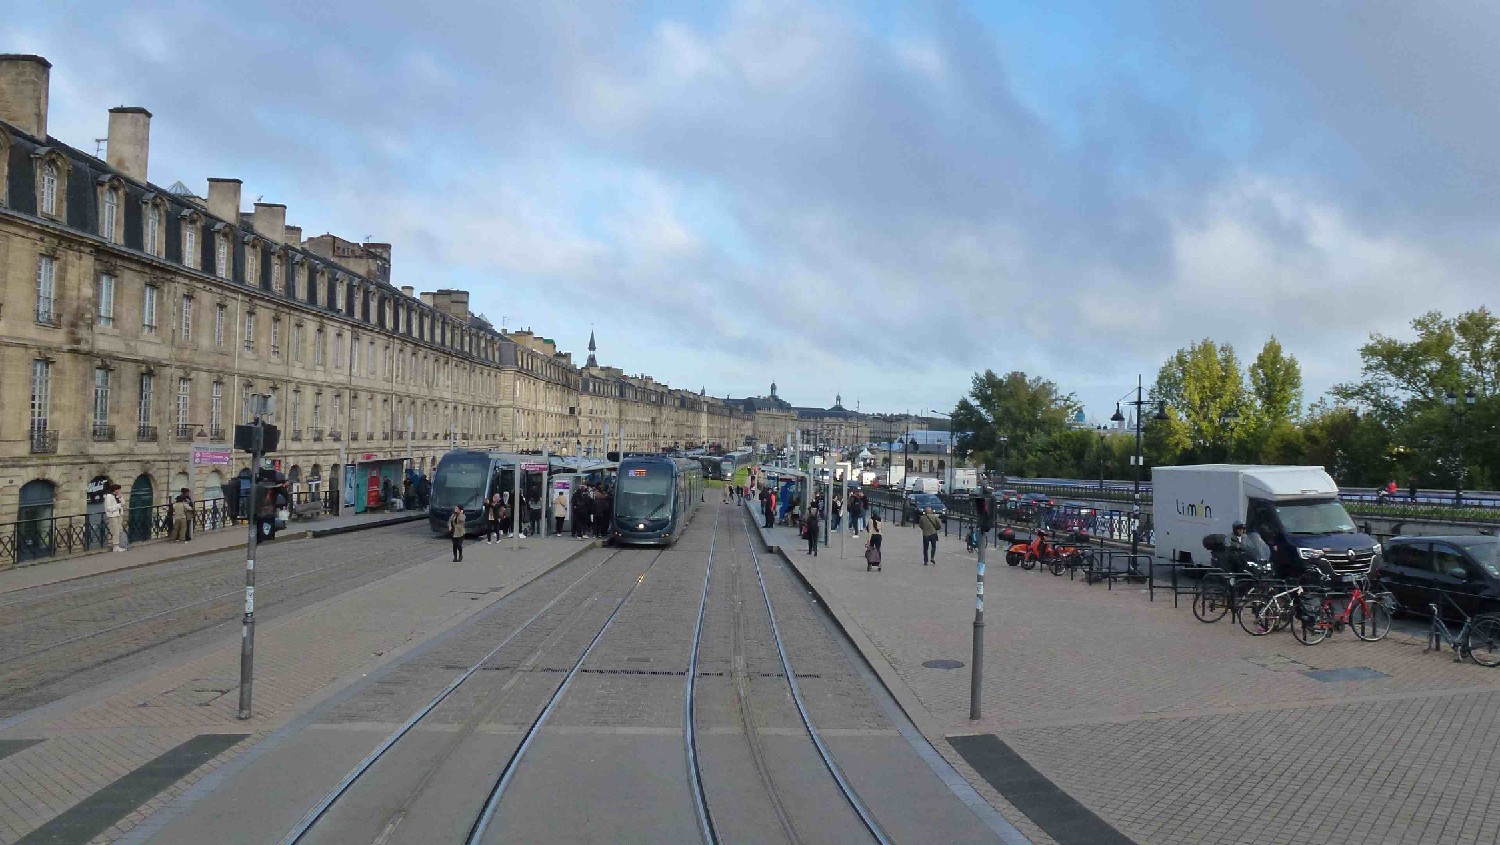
[105,106,151,182]
[420,292,434,307]
[252,203,286,243]
[400,285,414,298]
[284,225,302,244]
[0,55,51,139]
[206,178,242,223]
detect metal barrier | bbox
[0,489,336,569]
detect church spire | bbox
[586,329,598,368]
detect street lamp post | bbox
[930,409,954,493]
[1445,388,1476,506]
[1096,426,1108,493]
[1110,375,1169,564]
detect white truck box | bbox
[1154,464,1339,564]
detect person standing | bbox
[485,494,503,543]
[918,506,942,565]
[105,484,127,552]
[448,505,466,561]
[1408,477,1419,502]
[527,491,542,537]
[832,495,844,531]
[594,488,612,538]
[171,491,191,542]
[804,505,820,556]
[552,490,568,535]
[761,487,773,528]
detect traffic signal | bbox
[973,494,994,533]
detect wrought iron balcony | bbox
[209,427,225,442]
[173,424,195,441]
[328,430,342,442]
[312,428,324,442]
[136,424,158,442]
[350,432,360,442]
[29,428,58,454]
[291,429,303,441]
[91,423,115,442]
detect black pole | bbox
[238,417,263,719]
[1131,376,1143,562]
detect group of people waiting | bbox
[443,484,616,562]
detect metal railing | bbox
[29,429,58,454]
[210,426,225,442]
[291,429,303,441]
[136,424,158,441]
[312,428,324,442]
[0,490,338,568]
[174,424,195,441]
[92,423,115,442]
[328,430,342,442]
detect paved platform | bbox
[750,501,1500,845]
[0,532,598,844]
[0,510,425,596]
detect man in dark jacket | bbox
[571,487,587,538]
[761,488,774,528]
[593,488,612,538]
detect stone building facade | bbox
[0,55,841,534]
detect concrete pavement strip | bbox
[0,533,605,844]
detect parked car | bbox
[1375,535,1500,619]
[904,493,948,523]
[1053,501,1097,532]
[998,489,1020,502]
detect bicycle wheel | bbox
[1291,602,1330,645]
[1464,616,1500,667]
[1349,598,1391,642]
[1020,555,1036,571]
[1241,594,1285,636]
[1193,584,1231,623]
[1050,557,1065,576]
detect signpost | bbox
[233,393,278,720]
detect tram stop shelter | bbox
[345,456,407,514]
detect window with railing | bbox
[211,381,223,436]
[271,317,281,357]
[214,303,225,347]
[30,359,51,450]
[244,312,255,353]
[35,255,56,325]
[97,273,115,327]
[180,294,192,341]
[175,378,191,438]
[92,366,111,430]
[315,328,325,366]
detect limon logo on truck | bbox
[1175,499,1214,520]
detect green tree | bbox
[1243,337,1303,461]
[1152,339,1247,462]
[952,370,1079,476]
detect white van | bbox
[906,477,943,494]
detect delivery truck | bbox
[1152,464,1379,581]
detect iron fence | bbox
[0,489,336,569]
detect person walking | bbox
[485,494,502,543]
[552,490,568,535]
[847,490,863,537]
[1408,477,1419,502]
[105,484,127,552]
[868,510,883,552]
[448,504,466,562]
[170,491,191,542]
[918,506,942,565]
[804,505,820,556]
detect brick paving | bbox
[758,502,1500,845]
[0,530,596,844]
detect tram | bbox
[612,455,704,545]
[700,448,755,481]
[427,450,547,535]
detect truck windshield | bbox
[1275,500,1356,535]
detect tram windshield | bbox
[432,452,491,512]
[616,464,674,520]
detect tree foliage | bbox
[951,370,1078,476]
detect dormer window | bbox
[181,212,201,270]
[245,244,258,285]
[101,187,120,243]
[216,235,229,279]
[145,203,162,256]
[272,256,283,295]
[40,162,58,216]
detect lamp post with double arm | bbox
[1445,388,1476,506]
[1110,375,1169,563]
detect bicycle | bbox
[1193,571,1277,624]
[1425,594,1500,667]
[1287,577,1392,645]
[1240,579,1310,636]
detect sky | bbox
[7,1,1496,421]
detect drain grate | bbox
[923,659,965,670]
[1304,667,1389,682]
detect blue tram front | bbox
[613,456,703,545]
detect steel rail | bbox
[465,547,668,844]
[279,548,620,845]
[683,507,722,844]
[741,517,893,845]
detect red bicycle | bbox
[1289,577,1393,645]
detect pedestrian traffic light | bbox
[973,494,994,533]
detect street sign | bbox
[522,463,548,472]
[193,446,232,467]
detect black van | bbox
[1374,535,1500,618]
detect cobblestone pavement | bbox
[143,503,1018,844]
[0,529,593,844]
[763,506,1500,845]
[0,522,442,719]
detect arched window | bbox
[18,479,56,561]
[145,201,163,256]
